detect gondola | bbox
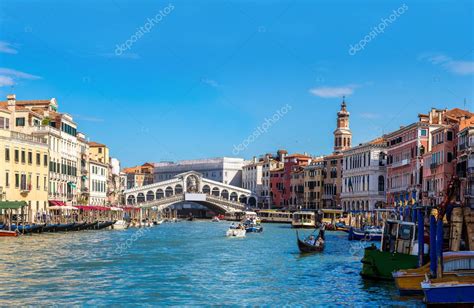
[54,223,76,232]
[82,221,99,230]
[296,228,325,253]
[94,221,115,230]
[9,224,43,235]
[41,223,59,232]
[70,222,87,231]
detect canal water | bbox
[0,222,423,306]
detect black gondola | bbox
[70,222,87,231]
[296,228,325,253]
[94,221,115,230]
[83,221,99,230]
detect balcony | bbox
[390,159,410,169]
[20,184,32,194]
[11,131,48,145]
[33,125,61,136]
[430,163,439,170]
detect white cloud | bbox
[421,53,474,75]
[201,78,219,88]
[0,68,41,87]
[101,52,140,59]
[0,76,15,87]
[359,112,380,119]
[309,84,358,98]
[0,41,18,54]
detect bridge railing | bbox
[137,194,185,208]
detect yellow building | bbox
[89,141,109,165]
[0,106,49,222]
[303,159,324,209]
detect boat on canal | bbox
[421,275,474,305]
[360,219,427,280]
[296,227,325,253]
[348,226,382,241]
[292,211,316,229]
[226,224,246,238]
[0,230,18,237]
[393,251,474,295]
[113,220,129,230]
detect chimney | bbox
[7,94,16,107]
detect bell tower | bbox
[333,97,352,154]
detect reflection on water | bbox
[0,222,422,306]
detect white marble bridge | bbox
[123,171,256,213]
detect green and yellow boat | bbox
[360,220,427,280]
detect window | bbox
[447,131,453,141]
[0,117,10,129]
[5,172,9,187]
[44,176,47,191]
[36,175,40,190]
[43,154,48,167]
[21,150,25,163]
[420,129,427,136]
[5,147,9,162]
[14,149,19,163]
[28,151,32,164]
[447,152,453,163]
[15,117,25,127]
[15,173,19,188]
[36,153,41,165]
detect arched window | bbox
[221,189,229,199]
[146,190,154,201]
[175,184,183,195]
[165,186,173,197]
[202,185,211,194]
[137,193,145,203]
[230,192,238,201]
[378,175,385,192]
[127,195,136,205]
[212,187,220,196]
[156,189,164,199]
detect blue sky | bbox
[0,0,472,167]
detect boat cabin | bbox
[381,220,421,255]
[224,211,246,221]
[292,211,316,228]
[257,210,293,223]
[320,209,345,227]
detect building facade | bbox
[341,138,387,212]
[457,119,474,208]
[0,98,49,221]
[153,157,244,187]
[303,159,324,209]
[123,162,155,189]
[89,160,108,205]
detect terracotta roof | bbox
[89,141,106,147]
[445,108,472,119]
[286,153,311,159]
[14,100,52,106]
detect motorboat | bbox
[393,251,474,295]
[348,226,382,241]
[0,230,18,237]
[113,220,129,230]
[226,225,246,238]
[212,216,220,222]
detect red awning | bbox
[49,200,66,206]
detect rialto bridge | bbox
[123,171,256,214]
